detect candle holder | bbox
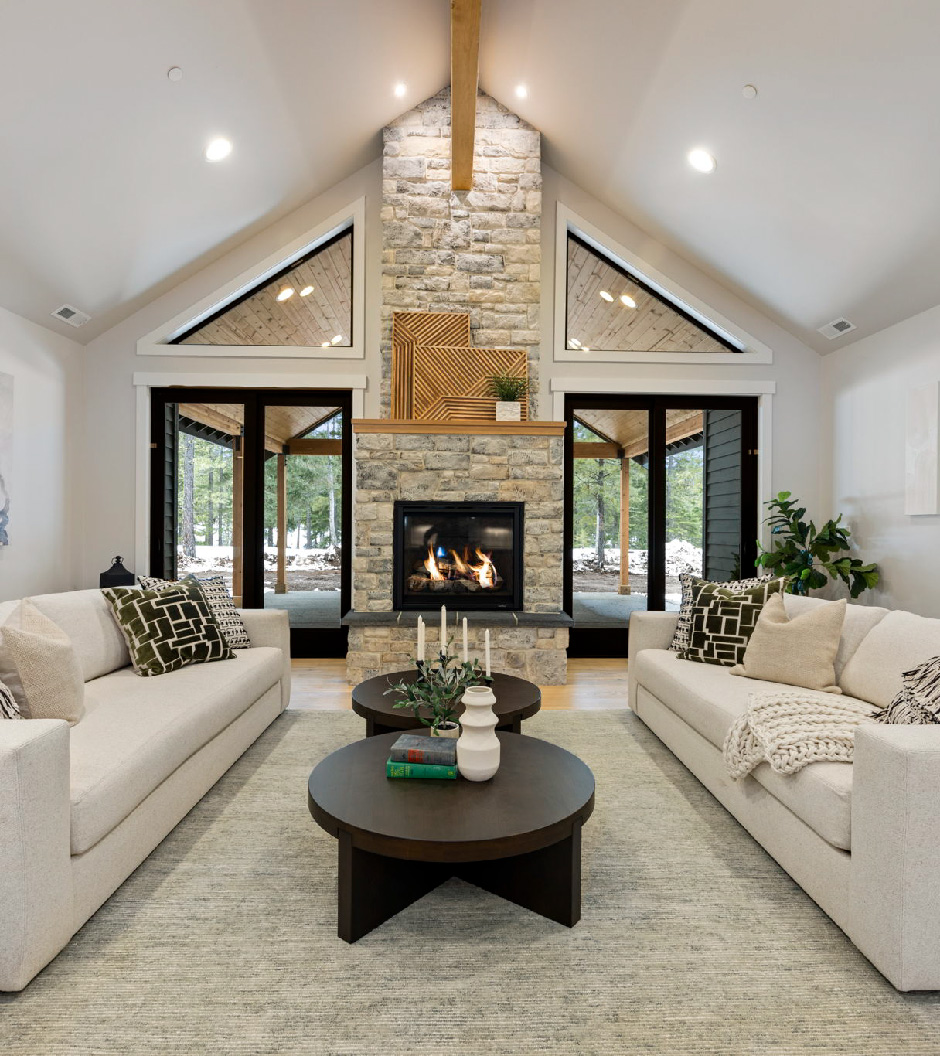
[384,639,492,736]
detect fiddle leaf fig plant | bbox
[756,492,880,598]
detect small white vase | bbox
[456,685,500,781]
[495,401,522,422]
[431,721,460,739]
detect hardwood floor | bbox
[288,657,629,711]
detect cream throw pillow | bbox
[2,600,85,724]
[730,594,846,693]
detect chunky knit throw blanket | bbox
[723,689,881,779]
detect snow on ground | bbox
[178,545,341,573]
[572,539,702,577]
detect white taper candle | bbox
[417,616,424,663]
[462,617,469,663]
[440,605,447,655]
[484,628,491,677]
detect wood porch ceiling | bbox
[178,403,340,454]
[566,238,730,355]
[575,408,703,459]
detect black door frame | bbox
[563,393,759,648]
[149,386,352,658]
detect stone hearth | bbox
[345,420,569,685]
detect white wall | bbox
[540,167,824,518]
[824,304,940,615]
[0,305,82,601]
[77,155,826,588]
[79,160,383,586]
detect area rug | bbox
[3,710,940,1055]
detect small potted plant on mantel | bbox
[489,372,528,422]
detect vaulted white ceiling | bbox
[3,0,940,352]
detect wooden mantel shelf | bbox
[353,419,565,437]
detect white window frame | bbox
[133,372,367,575]
[136,198,366,359]
[554,203,773,365]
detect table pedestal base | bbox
[337,822,583,943]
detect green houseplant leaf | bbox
[756,493,879,598]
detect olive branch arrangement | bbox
[384,639,490,732]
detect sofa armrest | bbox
[237,608,291,711]
[849,723,940,990]
[627,612,679,712]
[0,720,73,991]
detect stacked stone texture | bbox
[381,88,541,417]
[348,429,567,685]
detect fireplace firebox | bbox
[393,501,524,611]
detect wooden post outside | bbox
[619,456,631,595]
[275,453,288,594]
[231,437,244,606]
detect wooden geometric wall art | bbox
[392,311,471,418]
[412,346,528,421]
[905,382,940,515]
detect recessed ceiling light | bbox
[299,285,314,297]
[742,84,758,100]
[205,137,232,162]
[599,290,614,302]
[276,287,294,302]
[331,335,343,344]
[687,147,717,173]
[620,294,636,308]
[515,84,528,99]
[167,66,183,82]
[394,82,407,98]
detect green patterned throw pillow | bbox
[102,585,234,677]
[139,574,251,650]
[679,576,785,667]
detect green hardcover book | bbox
[386,758,457,780]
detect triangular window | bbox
[172,227,353,347]
[566,232,742,354]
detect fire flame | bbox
[424,546,445,581]
[470,548,496,588]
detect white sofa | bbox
[0,588,291,992]
[628,594,940,992]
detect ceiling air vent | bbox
[817,317,856,340]
[51,304,91,328]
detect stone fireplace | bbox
[345,420,569,685]
[342,87,568,684]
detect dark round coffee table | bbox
[308,731,595,942]
[351,670,541,737]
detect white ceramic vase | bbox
[456,684,500,781]
[495,401,522,422]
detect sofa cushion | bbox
[69,646,283,854]
[840,611,940,707]
[28,589,131,682]
[731,594,845,692]
[102,585,234,677]
[633,649,856,850]
[781,594,888,680]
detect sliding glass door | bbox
[564,394,758,651]
[150,387,352,657]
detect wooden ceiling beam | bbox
[451,0,482,190]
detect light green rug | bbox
[3,709,940,1055]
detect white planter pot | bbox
[495,401,522,422]
[456,685,500,781]
[431,721,460,739]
